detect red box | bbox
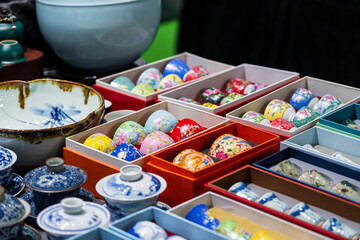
[147,123,280,207]
[204,165,360,240]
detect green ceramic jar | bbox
[0,13,24,44]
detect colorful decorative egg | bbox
[170,118,204,142]
[144,109,178,133]
[156,74,183,91]
[225,78,250,94]
[220,92,243,105]
[289,88,319,110]
[163,58,190,80]
[183,65,209,82]
[110,143,143,162]
[110,76,135,91]
[131,83,155,96]
[172,149,214,171]
[291,106,320,128]
[242,111,270,125]
[140,131,174,155]
[185,204,220,230]
[264,99,296,121]
[251,231,275,240]
[83,133,116,154]
[253,83,269,91]
[136,68,163,90]
[178,97,201,105]
[208,134,252,160]
[128,221,167,240]
[202,103,218,108]
[200,87,227,104]
[216,219,252,240]
[313,94,343,116]
[271,118,297,131]
[113,121,148,146]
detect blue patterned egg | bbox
[290,88,319,109]
[136,68,163,90]
[185,204,220,230]
[110,143,143,162]
[163,58,190,80]
[113,121,148,146]
[128,221,167,240]
[110,76,135,91]
[144,110,179,133]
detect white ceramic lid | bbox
[37,197,110,236]
[96,165,167,200]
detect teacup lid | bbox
[37,197,110,236]
[0,146,16,170]
[96,165,167,200]
[0,186,26,227]
[24,157,87,192]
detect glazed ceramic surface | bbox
[220,92,243,105]
[110,76,135,91]
[110,143,143,162]
[270,118,297,131]
[287,202,324,226]
[170,118,204,142]
[216,219,252,240]
[183,65,209,82]
[140,131,174,155]
[0,40,25,64]
[228,182,260,201]
[322,217,360,239]
[128,220,167,240]
[200,87,227,105]
[172,149,214,171]
[257,192,290,213]
[273,159,302,179]
[185,203,220,230]
[37,197,110,240]
[0,146,17,188]
[36,0,161,72]
[289,88,319,110]
[157,74,183,91]
[163,58,190,80]
[22,225,41,240]
[313,94,343,116]
[291,106,320,128]
[225,78,249,95]
[132,83,156,95]
[178,97,201,105]
[208,134,252,160]
[0,12,24,43]
[113,121,148,146]
[6,173,25,197]
[144,109,178,133]
[241,111,270,125]
[331,180,360,202]
[0,79,104,169]
[103,110,136,123]
[298,169,333,190]
[264,99,296,122]
[137,68,163,90]
[84,133,117,154]
[202,103,218,108]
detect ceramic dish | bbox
[23,224,42,240]
[6,173,25,196]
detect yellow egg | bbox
[156,74,183,91]
[250,231,275,240]
[83,133,116,154]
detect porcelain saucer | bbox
[23,224,41,240]
[5,173,25,197]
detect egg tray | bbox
[205,165,360,240]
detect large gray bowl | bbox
[36,0,161,72]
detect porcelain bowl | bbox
[0,79,105,170]
[0,146,17,188]
[36,0,161,73]
[0,40,26,64]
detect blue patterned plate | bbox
[23,224,41,240]
[6,173,25,197]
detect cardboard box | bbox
[67,227,129,240]
[205,165,360,240]
[64,101,229,197]
[281,126,360,170]
[254,147,360,205]
[158,64,299,116]
[169,192,329,240]
[108,207,228,240]
[318,103,360,139]
[226,76,360,139]
[147,123,280,207]
[94,52,233,111]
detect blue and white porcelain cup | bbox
[290,88,319,110]
[228,182,260,201]
[286,202,325,226]
[322,217,360,239]
[0,146,17,188]
[313,94,343,116]
[257,192,290,213]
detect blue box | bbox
[281,126,360,170]
[254,147,360,205]
[318,103,360,138]
[67,227,129,240]
[109,207,227,240]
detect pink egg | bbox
[140,131,174,155]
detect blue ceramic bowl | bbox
[36,0,161,72]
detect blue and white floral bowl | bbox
[0,79,105,170]
[96,165,167,220]
[0,146,17,188]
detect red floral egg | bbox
[183,65,209,82]
[170,118,204,142]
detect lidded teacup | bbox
[0,145,17,188]
[24,157,87,214]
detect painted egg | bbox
[242,111,270,125]
[220,92,244,105]
[271,118,297,131]
[178,97,201,105]
[208,134,252,160]
[183,65,209,82]
[140,131,174,155]
[185,204,220,230]
[313,94,343,116]
[202,103,218,108]
[144,109,179,133]
[131,83,156,96]
[83,133,116,154]
[225,78,250,94]
[110,76,135,91]
[289,88,319,110]
[200,87,227,104]
[170,118,204,142]
[163,58,190,80]
[128,221,167,240]
[113,121,148,146]
[253,82,269,91]
[173,149,214,171]
[291,106,320,128]
[136,67,163,90]
[110,143,143,162]
[156,74,183,91]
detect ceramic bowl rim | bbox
[0,148,17,171]
[0,198,31,228]
[95,172,167,202]
[0,79,105,135]
[103,109,136,122]
[36,0,141,7]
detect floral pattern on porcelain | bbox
[331,180,360,202]
[170,118,204,142]
[163,58,190,80]
[6,173,25,197]
[136,68,163,90]
[110,76,135,91]
[111,143,143,162]
[131,83,156,96]
[140,131,174,155]
[144,110,178,134]
[185,203,220,230]
[225,78,249,95]
[220,92,244,105]
[264,99,295,121]
[291,106,320,128]
[202,103,218,108]
[322,218,360,239]
[23,225,41,240]
[0,195,25,227]
[313,94,343,115]
[299,169,333,190]
[183,65,209,82]
[178,97,201,105]
[287,202,325,226]
[216,219,252,240]
[242,111,270,125]
[257,192,290,213]
[173,149,214,171]
[271,118,297,131]
[113,121,148,146]
[0,146,13,169]
[273,159,302,178]
[208,134,252,160]
[200,87,227,104]
[128,220,168,240]
[289,88,317,109]
[157,74,183,91]
[228,182,260,201]
[83,133,116,154]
